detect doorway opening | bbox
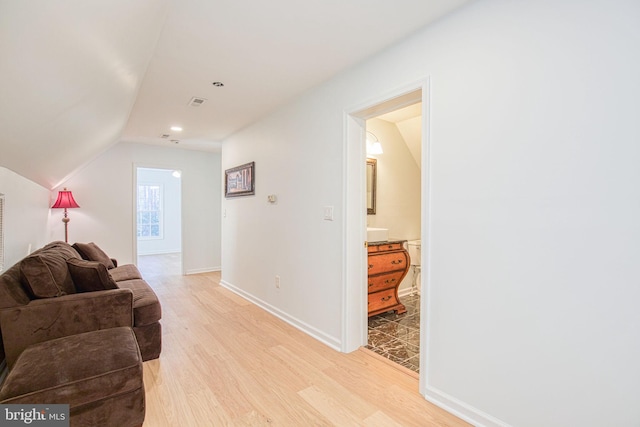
[343,81,429,389]
[135,167,183,276]
[365,102,422,373]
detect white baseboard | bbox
[422,385,511,427]
[137,249,182,256]
[219,279,341,351]
[398,287,420,298]
[185,266,221,275]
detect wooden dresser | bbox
[367,240,409,317]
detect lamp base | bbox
[62,209,70,243]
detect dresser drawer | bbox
[368,242,403,253]
[367,252,408,275]
[368,271,404,293]
[368,288,399,313]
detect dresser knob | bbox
[381,296,392,302]
[391,259,403,265]
[368,264,373,269]
[384,278,396,284]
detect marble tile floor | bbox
[366,294,421,373]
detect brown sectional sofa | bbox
[0,241,161,364]
[0,241,162,426]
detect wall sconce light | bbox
[51,188,80,243]
[366,131,383,155]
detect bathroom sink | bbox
[367,227,388,242]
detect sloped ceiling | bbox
[378,103,422,169]
[0,0,472,189]
[0,0,169,188]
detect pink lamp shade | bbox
[51,189,80,209]
[51,188,79,243]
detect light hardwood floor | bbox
[138,254,469,426]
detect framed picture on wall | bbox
[225,162,255,198]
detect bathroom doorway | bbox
[135,167,183,276]
[342,81,429,385]
[365,102,423,373]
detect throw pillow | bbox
[72,242,115,269]
[67,258,118,293]
[20,255,66,298]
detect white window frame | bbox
[136,184,163,240]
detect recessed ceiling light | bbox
[170,126,183,132]
[212,81,224,87]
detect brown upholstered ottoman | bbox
[0,327,145,427]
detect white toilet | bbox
[407,240,421,295]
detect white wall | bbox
[50,142,221,274]
[136,168,182,256]
[221,1,640,426]
[0,167,50,270]
[367,118,421,242]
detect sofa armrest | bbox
[0,289,134,369]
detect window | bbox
[0,194,4,273]
[137,184,163,239]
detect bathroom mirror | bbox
[366,158,377,215]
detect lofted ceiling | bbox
[376,103,422,168]
[0,0,472,189]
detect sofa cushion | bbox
[116,279,161,326]
[0,264,31,309]
[20,255,67,298]
[0,247,78,310]
[72,242,115,269]
[0,327,143,416]
[40,241,83,261]
[67,259,118,293]
[34,242,81,295]
[109,264,143,282]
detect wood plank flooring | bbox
[138,254,468,426]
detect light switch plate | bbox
[323,206,334,221]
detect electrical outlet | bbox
[275,275,280,289]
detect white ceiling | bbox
[377,103,422,123]
[0,0,472,188]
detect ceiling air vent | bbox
[188,97,207,107]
